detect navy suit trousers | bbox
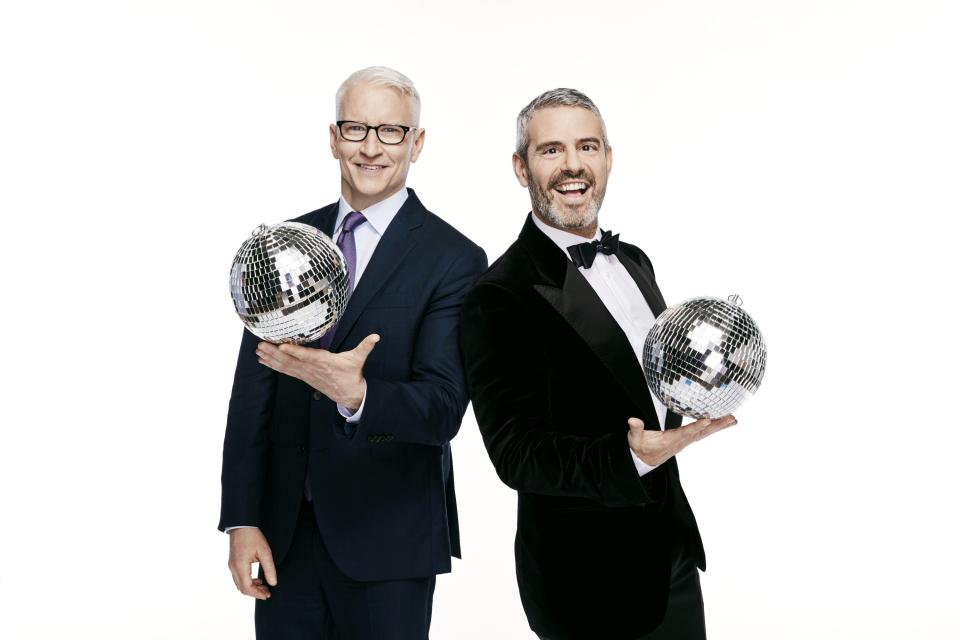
[255,499,436,640]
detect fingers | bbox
[260,549,278,587]
[699,415,738,438]
[230,560,271,600]
[627,417,645,431]
[258,342,301,374]
[688,415,738,442]
[276,342,316,360]
[257,342,285,366]
[350,334,380,362]
[713,414,738,429]
[229,530,276,600]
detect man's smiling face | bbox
[330,83,424,211]
[513,105,612,237]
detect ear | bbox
[329,123,340,159]
[512,152,529,188]
[605,144,613,175]
[409,127,426,163]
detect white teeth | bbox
[556,182,587,192]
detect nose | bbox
[359,127,383,157]
[562,147,584,173]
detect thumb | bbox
[351,334,380,362]
[259,548,278,587]
[627,417,645,431]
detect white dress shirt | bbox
[531,214,667,477]
[224,189,406,534]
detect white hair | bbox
[516,88,609,162]
[335,66,421,126]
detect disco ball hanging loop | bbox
[642,296,767,419]
[230,222,349,344]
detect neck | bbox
[341,183,406,212]
[532,209,597,239]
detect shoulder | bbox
[464,240,536,306]
[289,202,336,227]
[412,206,487,275]
[419,208,484,257]
[619,240,656,278]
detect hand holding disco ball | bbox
[642,295,767,419]
[230,222,350,344]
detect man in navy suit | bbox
[219,66,487,639]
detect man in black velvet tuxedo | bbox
[459,89,736,639]
[219,66,486,639]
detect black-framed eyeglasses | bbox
[336,121,416,145]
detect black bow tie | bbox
[567,229,620,269]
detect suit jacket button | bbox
[297,445,306,455]
[312,391,322,401]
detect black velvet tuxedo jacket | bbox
[219,189,487,581]
[460,215,704,639]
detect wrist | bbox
[345,378,367,412]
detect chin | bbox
[545,204,598,231]
[351,178,391,197]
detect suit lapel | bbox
[330,191,424,351]
[520,216,661,425]
[308,202,338,238]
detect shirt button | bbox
[312,391,323,401]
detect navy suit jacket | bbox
[219,189,487,581]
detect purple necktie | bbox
[306,210,366,502]
[318,210,366,350]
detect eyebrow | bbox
[534,137,603,152]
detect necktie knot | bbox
[567,229,620,269]
[341,210,366,234]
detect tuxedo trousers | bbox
[537,540,706,640]
[255,499,436,640]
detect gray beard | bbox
[528,177,603,231]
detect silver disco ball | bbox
[642,296,767,419]
[230,222,349,344]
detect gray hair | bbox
[335,66,421,126]
[515,88,609,161]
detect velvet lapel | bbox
[519,215,661,426]
[618,244,684,430]
[330,189,424,351]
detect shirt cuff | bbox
[224,525,257,534]
[630,448,658,477]
[337,385,367,424]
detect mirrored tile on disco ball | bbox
[642,296,767,419]
[229,222,350,344]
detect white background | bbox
[2,1,958,638]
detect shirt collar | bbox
[530,211,602,252]
[336,187,409,236]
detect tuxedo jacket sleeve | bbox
[460,279,665,509]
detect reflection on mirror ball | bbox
[230,222,349,344]
[642,297,767,419]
